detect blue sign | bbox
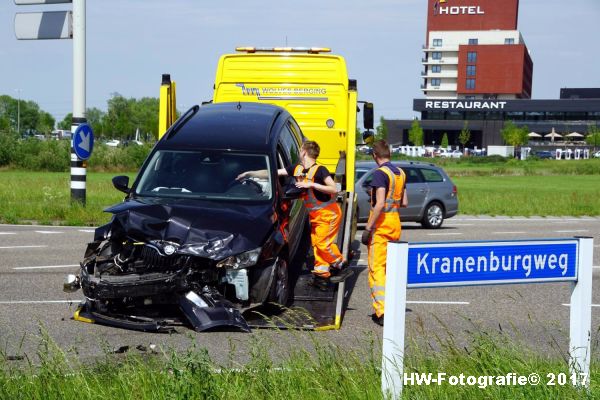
[406,239,578,288]
[73,123,94,160]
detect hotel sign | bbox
[425,100,507,110]
[434,1,485,15]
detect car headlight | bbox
[216,247,261,269]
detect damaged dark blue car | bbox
[64,103,308,332]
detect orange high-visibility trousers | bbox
[310,203,343,278]
[367,210,401,317]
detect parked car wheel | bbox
[268,256,290,306]
[421,201,444,229]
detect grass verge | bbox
[0,161,599,226]
[1,327,597,399]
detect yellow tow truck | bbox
[159,47,373,330]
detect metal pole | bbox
[569,237,593,386]
[70,0,86,205]
[15,89,21,135]
[381,241,409,399]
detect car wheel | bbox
[268,256,289,306]
[421,201,444,229]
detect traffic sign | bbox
[14,11,72,40]
[407,239,578,288]
[382,237,593,398]
[15,1,72,4]
[73,123,94,160]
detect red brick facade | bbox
[457,44,532,98]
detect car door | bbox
[277,122,306,256]
[400,166,428,220]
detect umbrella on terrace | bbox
[528,132,542,138]
[565,132,584,138]
[544,128,562,142]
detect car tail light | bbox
[452,185,457,196]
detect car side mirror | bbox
[282,185,305,200]
[112,175,130,194]
[363,102,374,130]
[361,182,371,195]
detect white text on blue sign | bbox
[407,240,578,288]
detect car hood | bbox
[102,198,275,259]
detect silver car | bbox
[355,161,458,228]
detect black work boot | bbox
[371,313,384,326]
[329,260,354,283]
[308,274,330,291]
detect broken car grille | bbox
[140,245,187,270]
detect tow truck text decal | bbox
[236,84,328,101]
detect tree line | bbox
[0,93,160,141]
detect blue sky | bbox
[0,0,598,125]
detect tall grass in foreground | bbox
[1,328,597,399]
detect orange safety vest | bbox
[372,165,405,214]
[293,164,336,212]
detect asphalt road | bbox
[1,216,599,364]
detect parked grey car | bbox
[355,161,458,228]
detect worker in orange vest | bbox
[238,141,353,290]
[361,140,406,326]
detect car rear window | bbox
[420,168,444,183]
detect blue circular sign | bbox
[73,123,94,160]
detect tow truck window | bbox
[134,150,272,201]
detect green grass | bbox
[1,328,597,399]
[0,171,135,226]
[0,158,599,226]
[454,175,600,216]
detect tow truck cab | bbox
[212,47,373,191]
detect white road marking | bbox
[13,264,79,270]
[35,230,63,234]
[492,231,527,235]
[554,230,588,233]
[0,245,47,249]
[0,300,75,304]
[427,232,463,236]
[562,304,600,307]
[0,223,92,228]
[78,229,95,233]
[406,300,469,305]
[453,218,590,222]
[0,232,16,235]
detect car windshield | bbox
[135,150,272,201]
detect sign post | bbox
[14,0,86,205]
[382,238,593,399]
[70,0,86,205]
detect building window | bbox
[466,79,475,90]
[432,65,442,73]
[432,39,442,47]
[431,78,441,87]
[468,38,478,45]
[432,52,442,60]
[505,38,515,44]
[467,51,477,63]
[466,65,476,76]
